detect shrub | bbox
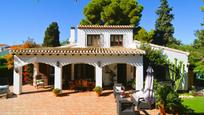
[0,65,13,85]
[155,82,193,114]
[93,86,102,93]
[52,88,61,96]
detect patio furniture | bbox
[36,79,45,89]
[0,85,10,99]
[113,83,125,98]
[82,80,88,88]
[131,66,155,110]
[68,81,76,90]
[116,94,135,115]
[69,80,95,91]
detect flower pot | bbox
[159,104,165,115]
[96,92,101,96]
[53,93,59,97]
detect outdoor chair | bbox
[113,83,125,98]
[0,85,10,99]
[116,94,135,115]
[36,79,45,89]
[131,66,155,110]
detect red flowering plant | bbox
[22,65,33,84]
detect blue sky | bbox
[0,0,203,45]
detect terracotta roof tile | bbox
[78,25,134,29]
[10,47,145,55]
[0,44,7,47]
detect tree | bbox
[22,37,40,48]
[134,28,155,43]
[153,0,179,46]
[4,38,39,69]
[80,0,143,27]
[194,1,204,48]
[43,22,60,47]
[191,1,204,75]
[194,28,204,48]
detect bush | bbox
[0,65,13,85]
[0,57,6,65]
[93,86,102,92]
[155,82,193,114]
[52,88,61,96]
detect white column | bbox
[54,65,62,90]
[13,66,22,95]
[135,65,144,91]
[95,65,102,87]
[33,63,39,86]
[71,64,74,80]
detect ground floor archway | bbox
[102,63,136,88]
[62,63,95,90]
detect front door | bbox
[117,64,127,86]
[62,65,71,89]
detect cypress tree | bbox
[153,0,175,46]
[43,22,60,47]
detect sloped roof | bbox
[78,25,134,29]
[10,47,145,55]
[0,44,7,47]
[134,40,190,55]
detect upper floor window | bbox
[110,35,123,46]
[87,34,100,47]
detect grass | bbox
[182,96,204,113]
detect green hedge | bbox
[0,57,6,65]
[0,65,13,85]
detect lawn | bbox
[182,96,204,113]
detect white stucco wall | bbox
[77,28,133,48]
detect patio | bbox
[0,85,158,115]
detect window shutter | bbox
[123,34,127,47]
[100,34,104,47]
[85,33,87,46]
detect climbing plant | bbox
[140,43,169,80]
[140,43,187,91]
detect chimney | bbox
[69,27,75,44]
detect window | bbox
[87,35,100,47]
[110,35,123,46]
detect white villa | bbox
[10,25,189,95]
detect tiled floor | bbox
[0,85,158,115]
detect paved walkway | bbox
[0,85,158,115]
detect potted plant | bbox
[93,86,102,96]
[155,84,167,115]
[155,82,186,115]
[52,88,61,96]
